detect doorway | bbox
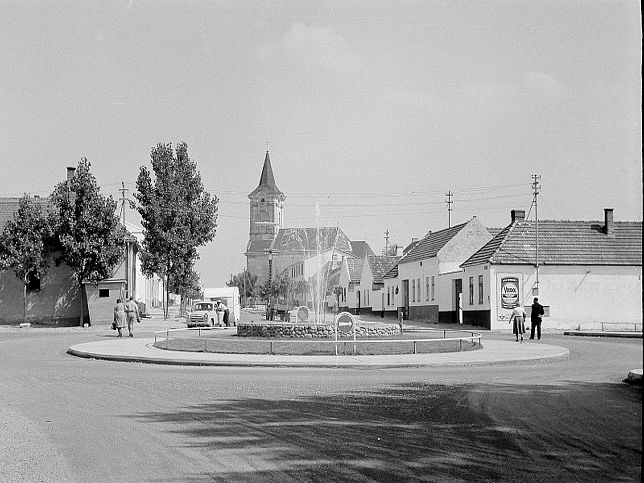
[402,279,409,319]
[454,279,463,324]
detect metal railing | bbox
[153,327,482,356]
[600,322,643,332]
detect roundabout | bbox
[67,334,569,368]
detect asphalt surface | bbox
[0,316,641,482]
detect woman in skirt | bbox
[509,303,527,342]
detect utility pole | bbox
[119,181,130,298]
[384,229,390,255]
[531,174,541,295]
[119,181,129,226]
[445,191,453,228]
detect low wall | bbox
[237,322,400,338]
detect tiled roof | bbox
[402,238,421,255]
[383,264,399,279]
[246,239,273,254]
[367,255,401,284]
[349,240,375,260]
[347,258,364,282]
[399,222,468,264]
[462,219,642,267]
[272,227,352,254]
[486,227,503,238]
[0,196,52,232]
[249,151,284,198]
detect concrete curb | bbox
[563,330,642,338]
[67,338,570,369]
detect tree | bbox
[168,254,201,315]
[0,196,52,325]
[135,142,218,319]
[227,270,257,305]
[49,158,127,326]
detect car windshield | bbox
[194,303,213,311]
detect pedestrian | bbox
[124,296,140,338]
[216,300,230,326]
[509,303,527,342]
[113,298,126,338]
[530,297,545,340]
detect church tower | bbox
[248,150,285,242]
[246,151,285,283]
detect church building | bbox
[245,151,373,298]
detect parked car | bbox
[187,301,218,327]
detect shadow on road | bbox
[131,382,641,482]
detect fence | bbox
[153,327,483,356]
[600,322,643,332]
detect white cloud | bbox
[258,23,362,74]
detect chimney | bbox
[511,210,525,222]
[604,208,614,236]
[66,167,76,181]
[411,237,418,243]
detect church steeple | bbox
[249,151,283,198]
[248,150,286,245]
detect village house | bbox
[460,209,642,330]
[391,217,493,323]
[337,257,365,314]
[355,255,400,317]
[0,192,83,326]
[0,168,163,326]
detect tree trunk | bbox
[79,277,85,326]
[164,274,169,320]
[23,274,27,326]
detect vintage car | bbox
[187,301,219,327]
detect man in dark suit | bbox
[530,297,545,340]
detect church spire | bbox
[249,150,284,198]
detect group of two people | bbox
[509,297,545,342]
[113,297,140,338]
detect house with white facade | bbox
[460,208,642,330]
[394,217,493,322]
[337,257,365,314]
[356,255,400,316]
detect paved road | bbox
[0,326,641,482]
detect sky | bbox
[1,1,641,287]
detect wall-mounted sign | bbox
[500,277,520,309]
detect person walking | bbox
[509,303,527,342]
[124,296,140,338]
[113,298,126,338]
[530,297,545,340]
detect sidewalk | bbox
[68,336,570,369]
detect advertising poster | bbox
[498,276,520,321]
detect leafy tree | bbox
[135,142,218,319]
[49,158,127,326]
[0,195,52,325]
[227,270,257,305]
[292,279,311,306]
